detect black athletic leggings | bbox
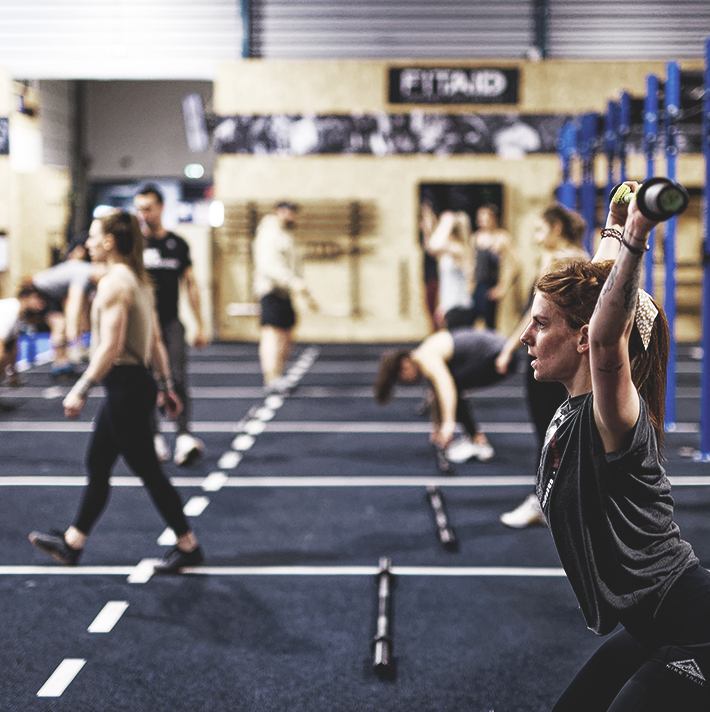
[454,353,519,436]
[553,565,710,711]
[73,365,190,537]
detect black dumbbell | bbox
[609,178,689,221]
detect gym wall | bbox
[213,58,705,343]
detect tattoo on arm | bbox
[597,359,624,374]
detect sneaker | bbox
[174,433,203,466]
[470,440,495,462]
[154,434,170,463]
[446,437,495,463]
[500,494,546,529]
[153,545,204,574]
[29,529,82,566]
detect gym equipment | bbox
[643,74,660,296]
[608,178,689,221]
[557,120,578,210]
[579,112,599,256]
[426,485,459,551]
[664,61,682,429]
[636,177,689,221]
[433,444,456,476]
[698,37,710,460]
[372,556,394,677]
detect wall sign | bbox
[389,67,519,105]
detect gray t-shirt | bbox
[33,260,94,300]
[537,392,697,635]
[447,328,507,390]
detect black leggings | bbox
[73,365,190,537]
[553,565,710,711]
[455,354,518,436]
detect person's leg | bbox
[552,628,648,712]
[607,645,710,711]
[501,357,568,528]
[446,389,494,463]
[72,399,121,534]
[526,356,568,445]
[111,368,192,537]
[45,310,71,372]
[29,395,119,564]
[260,325,292,386]
[162,319,189,434]
[484,296,498,331]
[0,339,16,381]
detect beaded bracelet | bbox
[600,228,623,243]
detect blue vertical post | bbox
[698,38,710,459]
[618,92,631,183]
[664,61,681,430]
[643,75,660,296]
[604,100,619,201]
[579,112,599,255]
[557,120,578,210]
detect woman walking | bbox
[29,211,203,574]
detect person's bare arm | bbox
[488,233,520,301]
[63,276,129,419]
[64,284,85,343]
[592,181,640,263]
[182,265,208,349]
[411,331,457,447]
[589,199,656,452]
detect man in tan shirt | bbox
[252,201,316,389]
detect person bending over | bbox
[29,210,203,574]
[32,256,105,380]
[375,328,518,463]
[523,186,709,710]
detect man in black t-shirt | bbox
[135,184,208,466]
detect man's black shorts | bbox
[260,292,296,329]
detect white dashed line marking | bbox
[183,496,210,516]
[37,659,86,697]
[218,451,242,469]
[201,471,228,491]
[127,558,161,584]
[87,601,129,633]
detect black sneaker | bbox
[29,529,82,566]
[153,545,204,574]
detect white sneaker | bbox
[470,440,495,462]
[154,434,170,463]
[446,437,495,463]
[174,433,203,466]
[500,494,546,529]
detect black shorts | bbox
[260,292,296,330]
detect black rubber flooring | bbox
[1,341,709,711]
